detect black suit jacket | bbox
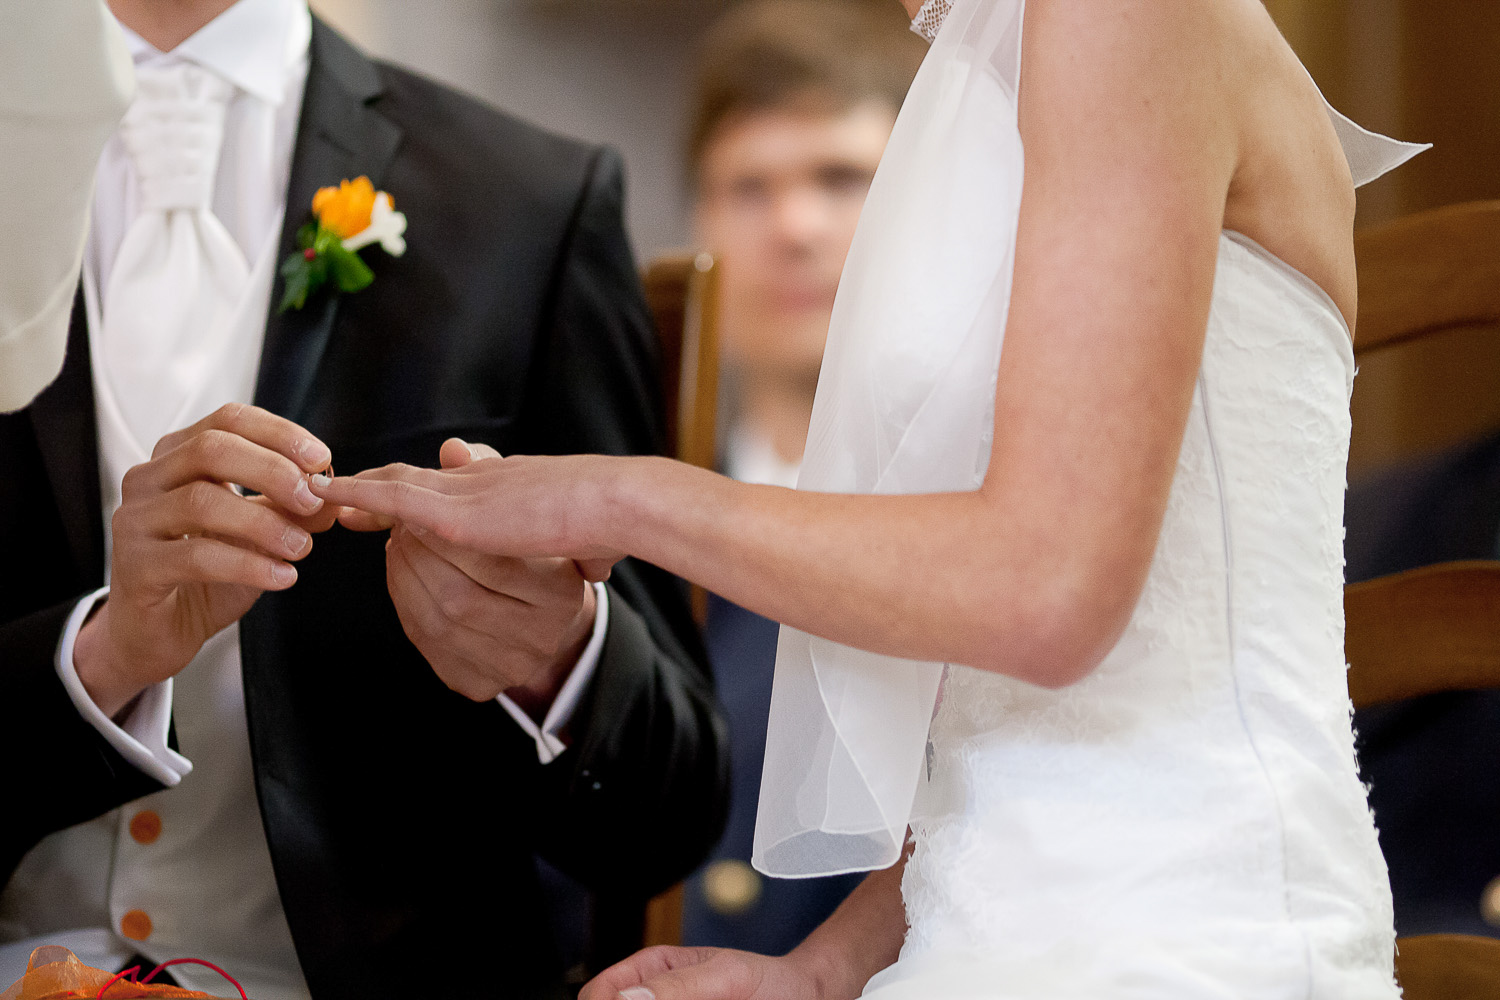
[0,21,728,999]
[1346,430,1500,937]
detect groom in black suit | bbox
[0,6,726,999]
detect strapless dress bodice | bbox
[876,232,1395,998]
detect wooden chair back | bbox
[643,252,723,953]
[1394,933,1500,999]
[1345,561,1500,710]
[1344,204,1500,978]
[586,253,721,966]
[642,251,722,475]
[1349,200,1500,478]
[1344,202,1500,709]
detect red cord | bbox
[140,958,247,1000]
[93,967,140,998]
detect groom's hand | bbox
[74,404,337,718]
[383,439,596,713]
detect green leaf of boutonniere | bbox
[278,177,407,312]
[278,256,314,313]
[325,242,375,293]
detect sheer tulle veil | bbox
[753,0,1027,879]
[751,0,1426,880]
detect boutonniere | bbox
[278,176,407,312]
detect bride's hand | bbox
[310,438,624,581]
[578,945,826,1000]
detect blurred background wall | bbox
[1263,0,1500,478]
[313,0,1500,478]
[311,0,736,261]
[1266,0,1500,228]
[311,0,1500,254]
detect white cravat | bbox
[100,64,246,452]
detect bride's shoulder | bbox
[1022,0,1282,101]
[1023,0,1266,53]
[1017,0,1249,167]
[1018,0,1299,169]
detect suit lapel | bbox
[29,291,106,583]
[254,18,402,423]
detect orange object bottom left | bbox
[0,947,228,1000]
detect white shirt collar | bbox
[118,0,311,106]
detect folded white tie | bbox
[102,63,246,453]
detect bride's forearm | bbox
[788,855,909,999]
[595,455,1136,686]
[313,426,1164,685]
[600,458,972,662]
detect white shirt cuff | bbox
[496,581,609,765]
[55,587,192,787]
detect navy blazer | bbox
[1346,429,1500,937]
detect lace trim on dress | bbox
[910,0,954,42]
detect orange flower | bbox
[311,176,378,240]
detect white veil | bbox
[751,0,1427,880]
[752,0,1027,878]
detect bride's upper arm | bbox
[973,0,1239,682]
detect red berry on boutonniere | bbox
[279,176,407,313]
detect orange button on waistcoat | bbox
[120,909,152,941]
[129,810,162,845]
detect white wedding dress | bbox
[750,1,1428,997]
[863,227,1397,998]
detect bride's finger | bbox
[309,463,451,501]
[634,958,758,1000]
[578,947,709,1000]
[309,469,462,537]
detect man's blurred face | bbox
[695,101,896,386]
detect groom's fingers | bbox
[395,526,577,605]
[246,492,342,535]
[146,536,298,592]
[137,430,323,517]
[154,403,332,474]
[141,483,313,563]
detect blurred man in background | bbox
[680,0,924,956]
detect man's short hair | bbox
[688,0,927,176]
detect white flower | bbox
[341,192,407,257]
